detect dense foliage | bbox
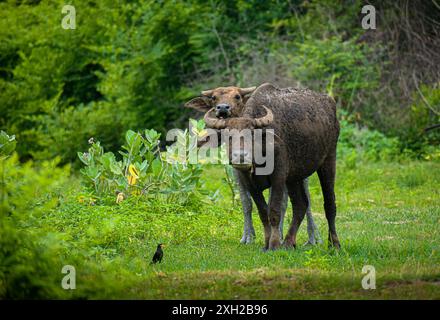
[0,132,69,298]
[77,123,207,204]
[1,0,439,163]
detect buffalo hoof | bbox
[304,222,322,246]
[240,229,256,244]
[328,241,341,250]
[328,234,341,249]
[283,239,296,249]
[268,240,281,251]
[303,235,323,246]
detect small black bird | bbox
[151,243,164,264]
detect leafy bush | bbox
[401,83,440,158]
[0,132,71,299]
[337,110,400,167]
[78,122,206,204]
[0,131,16,159]
[282,36,380,108]
[0,1,211,163]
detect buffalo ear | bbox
[184,96,211,112]
[239,86,256,104]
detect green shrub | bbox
[400,83,440,158]
[78,121,206,204]
[0,131,16,159]
[0,132,71,298]
[283,36,380,108]
[338,110,400,164]
[0,1,212,163]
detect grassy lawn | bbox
[34,160,440,299]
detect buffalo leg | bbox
[279,187,288,239]
[248,189,271,250]
[239,189,256,244]
[280,179,320,245]
[235,170,256,244]
[284,180,309,248]
[270,186,288,240]
[317,153,340,249]
[303,178,322,245]
[267,184,285,250]
[236,178,312,246]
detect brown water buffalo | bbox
[201,83,340,250]
[185,85,321,246]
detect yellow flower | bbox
[127,175,137,186]
[128,164,139,178]
[127,164,139,186]
[116,192,125,204]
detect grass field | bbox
[28,159,440,299]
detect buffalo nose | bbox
[232,150,250,164]
[215,104,231,118]
[216,104,230,111]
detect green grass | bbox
[26,160,440,299]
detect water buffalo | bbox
[185,84,321,247]
[200,83,340,250]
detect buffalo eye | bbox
[211,96,217,101]
[235,94,241,100]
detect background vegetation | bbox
[1,0,439,162]
[0,0,439,299]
